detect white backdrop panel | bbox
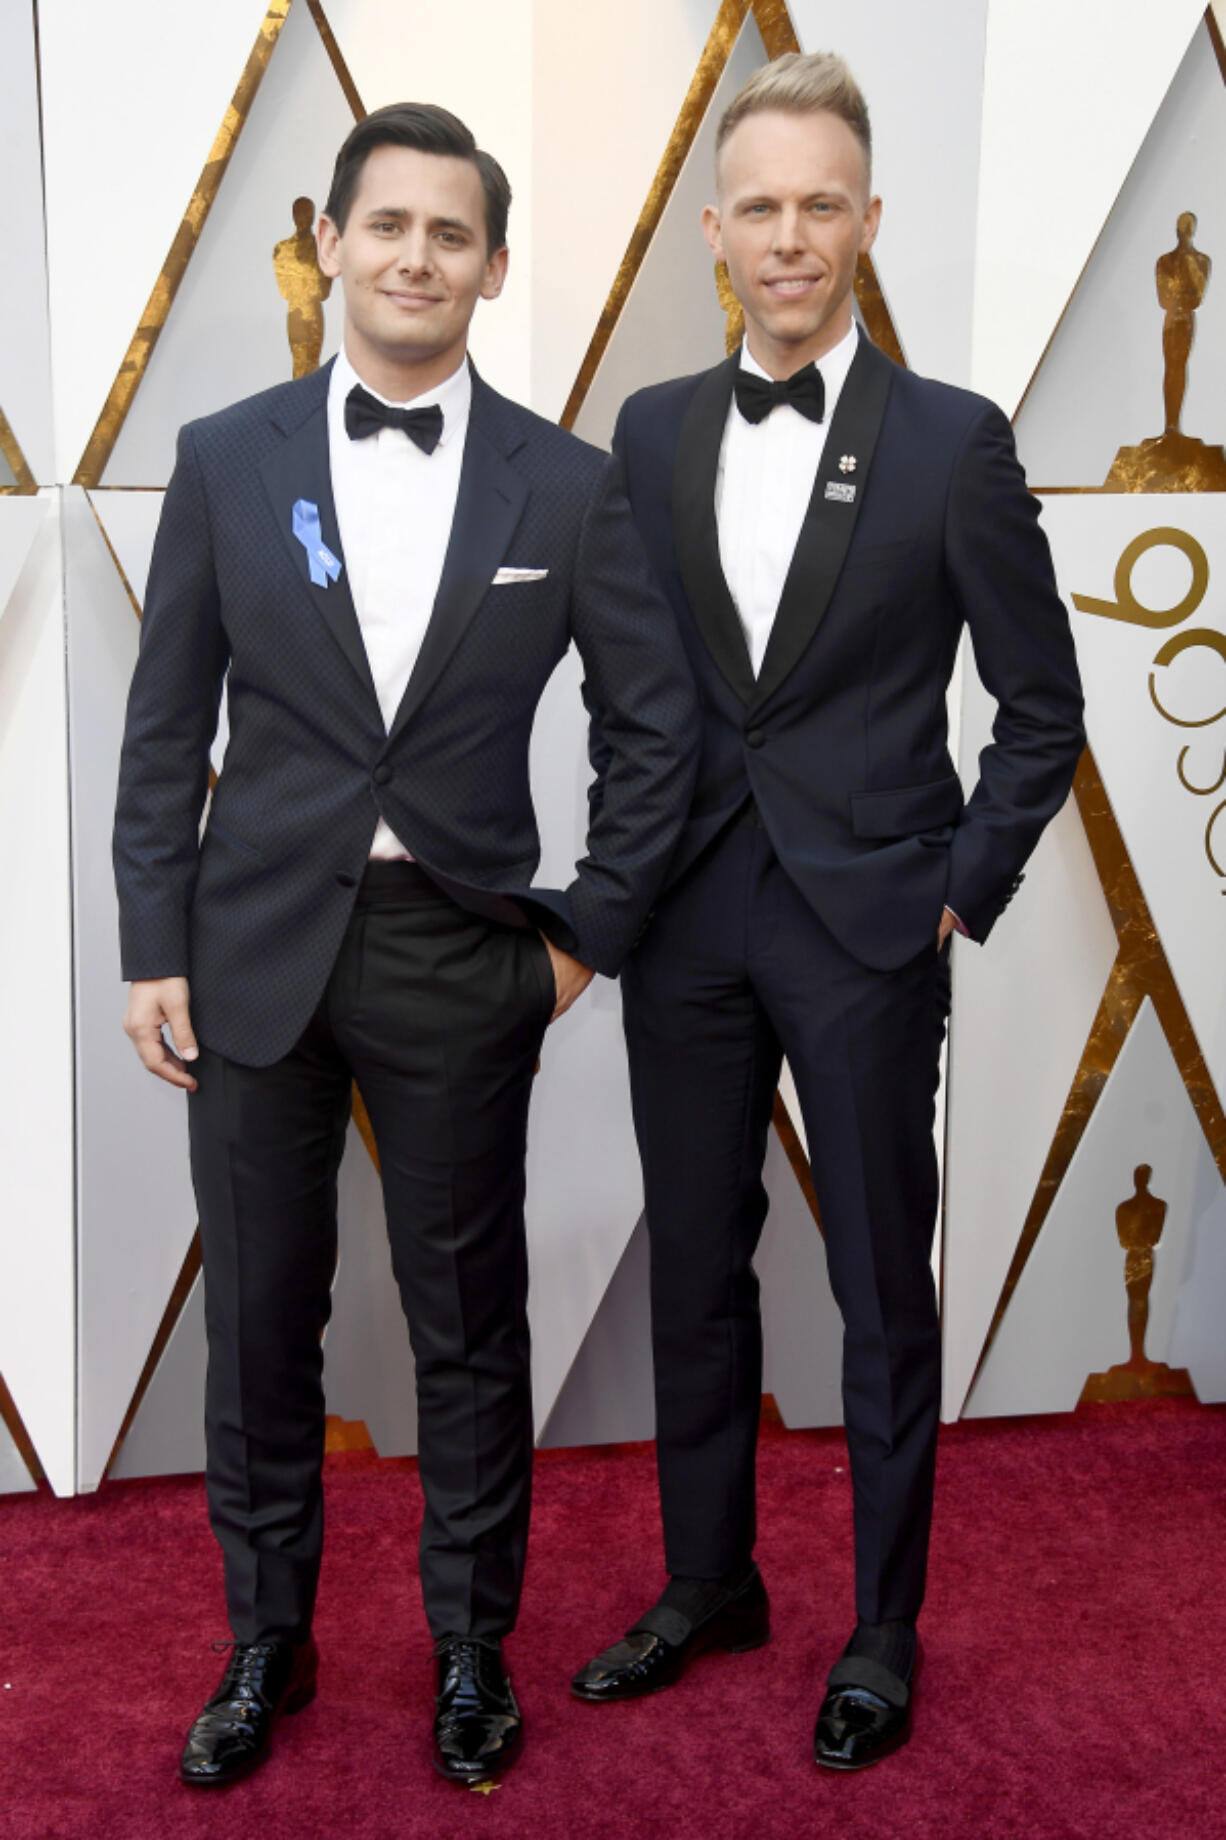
[0,497,75,1495]
[974,0,1208,416]
[967,999,1216,1417]
[321,1121,420,1457]
[523,648,646,1429]
[0,0,53,482]
[0,1416,38,1495]
[87,492,162,611]
[530,0,722,422]
[325,0,534,404]
[102,0,351,488]
[109,1276,206,1481]
[38,0,280,482]
[539,1214,656,1449]
[1048,496,1226,1106]
[572,10,765,452]
[1169,1163,1226,1401]
[63,487,201,1491]
[0,500,48,630]
[943,711,1117,1419]
[1015,19,1226,489]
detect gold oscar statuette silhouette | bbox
[715,261,744,357]
[1079,1164,1193,1403]
[1104,213,1226,492]
[273,196,331,378]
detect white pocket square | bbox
[492,566,549,585]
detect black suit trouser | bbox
[623,820,950,1625]
[186,863,556,1645]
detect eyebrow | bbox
[362,205,475,234]
[734,187,851,207]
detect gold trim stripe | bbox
[73,1,293,487]
[750,0,800,57]
[1207,4,1226,86]
[0,406,38,495]
[351,1082,380,1168]
[305,0,365,120]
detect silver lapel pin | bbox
[839,454,857,474]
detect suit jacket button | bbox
[336,872,357,888]
[372,763,392,785]
[745,728,765,749]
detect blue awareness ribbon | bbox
[291,499,342,588]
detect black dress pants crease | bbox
[188,865,556,1647]
[623,821,950,1626]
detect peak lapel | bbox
[673,354,756,705]
[258,365,377,705]
[385,381,529,745]
[751,336,895,711]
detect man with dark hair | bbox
[114,101,697,1788]
[572,52,1084,1769]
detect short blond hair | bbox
[716,51,872,188]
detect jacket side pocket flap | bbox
[850,774,964,839]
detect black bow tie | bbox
[733,363,825,426]
[344,384,444,454]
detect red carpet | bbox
[5,1400,1223,1840]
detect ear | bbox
[481,245,510,302]
[701,204,724,263]
[317,213,342,280]
[859,194,883,258]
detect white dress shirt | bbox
[715,321,859,676]
[327,345,471,858]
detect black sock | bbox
[844,1618,916,1681]
[659,1562,754,1625]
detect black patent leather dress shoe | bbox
[432,1636,523,1784]
[813,1647,918,1771]
[179,1637,318,1787]
[571,1565,770,1702]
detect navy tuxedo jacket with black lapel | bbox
[609,335,1085,969]
[113,360,700,1067]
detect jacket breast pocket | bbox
[201,816,267,864]
[849,774,964,839]
[838,535,920,580]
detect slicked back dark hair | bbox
[324,102,511,252]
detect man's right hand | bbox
[124,977,200,1091]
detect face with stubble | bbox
[703,107,881,379]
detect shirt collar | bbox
[738,319,859,414]
[330,344,472,447]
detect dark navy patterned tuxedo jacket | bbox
[609,335,1086,969]
[113,360,700,1066]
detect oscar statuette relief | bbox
[1080,1165,1193,1401]
[1104,215,1226,493]
[273,196,332,378]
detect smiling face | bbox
[703,107,880,378]
[317,142,507,399]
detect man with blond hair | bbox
[572,52,1083,1768]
